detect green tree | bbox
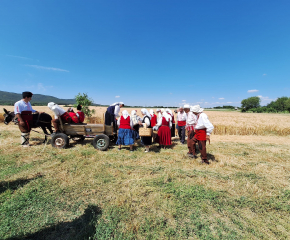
[241,96,261,111]
[285,98,290,112]
[267,97,289,112]
[74,93,95,117]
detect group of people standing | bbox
[12,92,214,164]
[105,102,214,164]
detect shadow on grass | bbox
[7,205,102,240]
[0,173,43,194]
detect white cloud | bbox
[263,74,267,76]
[258,95,274,105]
[218,98,225,100]
[182,100,186,101]
[212,97,215,99]
[247,89,259,93]
[7,55,33,60]
[25,65,69,72]
[227,102,233,104]
[115,96,120,98]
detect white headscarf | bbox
[191,105,204,113]
[122,110,129,119]
[141,108,151,120]
[131,110,136,116]
[166,108,173,116]
[110,102,124,106]
[156,108,160,113]
[162,111,171,122]
[149,109,154,116]
[161,108,166,113]
[48,102,56,110]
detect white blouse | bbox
[186,112,196,125]
[156,117,172,129]
[195,113,214,135]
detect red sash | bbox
[195,128,206,141]
[178,121,186,126]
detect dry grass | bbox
[1,116,290,239]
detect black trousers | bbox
[178,125,186,143]
[105,111,117,132]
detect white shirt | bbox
[186,112,196,126]
[117,116,134,129]
[14,100,36,114]
[142,116,151,127]
[50,105,66,119]
[157,112,162,122]
[114,105,121,117]
[177,111,187,122]
[156,117,172,129]
[195,112,214,135]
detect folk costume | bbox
[67,108,79,123]
[131,110,141,140]
[76,105,85,123]
[105,102,124,133]
[166,108,175,137]
[140,109,152,148]
[149,109,157,127]
[190,105,214,164]
[14,92,36,146]
[48,102,72,133]
[156,109,162,122]
[116,110,134,147]
[155,110,172,146]
[185,104,197,157]
[76,111,85,123]
[177,110,187,144]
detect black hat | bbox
[22,91,33,98]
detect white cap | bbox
[183,104,190,109]
[191,105,204,113]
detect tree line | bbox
[241,96,290,113]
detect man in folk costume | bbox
[191,105,214,164]
[48,102,72,134]
[14,91,39,147]
[184,104,197,158]
[177,107,187,144]
[139,109,152,153]
[105,102,124,133]
[116,110,134,151]
[154,109,172,149]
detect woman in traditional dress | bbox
[156,109,162,122]
[131,110,141,140]
[154,109,172,148]
[139,108,152,152]
[166,108,175,137]
[116,110,134,151]
[149,109,157,127]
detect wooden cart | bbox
[51,114,117,150]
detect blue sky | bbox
[1,0,289,107]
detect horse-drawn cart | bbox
[51,118,116,150]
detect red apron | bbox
[195,128,207,141]
[20,111,33,132]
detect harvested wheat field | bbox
[1,107,290,239]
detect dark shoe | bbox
[201,160,210,164]
[187,153,197,158]
[118,148,121,151]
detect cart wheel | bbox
[51,133,69,149]
[93,134,110,151]
[72,135,85,142]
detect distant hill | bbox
[0,90,76,106]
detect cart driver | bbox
[14,91,39,147]
[48,102,72,135]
